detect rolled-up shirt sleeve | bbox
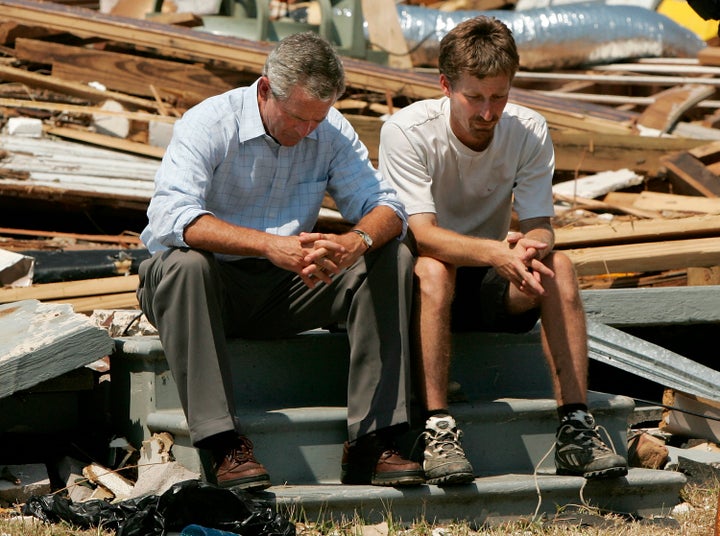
[325,109,408,238]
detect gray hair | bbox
[262,32,346,102]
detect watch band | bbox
[352,229,373,250]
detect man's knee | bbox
[543,251,580,286]
[414,256,455,301]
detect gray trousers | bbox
[136,240,414,446]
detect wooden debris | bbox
[637,84,716,134]
[0,299,114,398]
[661,390,720,445]
[628,431,669,470]
[564,236,720,276]
[661,143,720,197]
[83,462,134,501]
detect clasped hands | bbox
[296,231,360,288]
[501,231,555,296]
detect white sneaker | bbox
[422,415,475,485]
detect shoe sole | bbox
[426,471,475,486]
[557,466,629,480]
[218,474,272,491]
[342,469,425,487]
[371,471,425,487]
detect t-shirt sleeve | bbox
[378,120,437,217]
[511,114,556,221]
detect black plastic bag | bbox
[23,479,295,536]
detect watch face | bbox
[354,229,372,248]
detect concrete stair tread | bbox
[111,332,685,521]
[259,468,686,525]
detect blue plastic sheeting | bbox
[393,3,706,69]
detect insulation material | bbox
[394,3,706,69]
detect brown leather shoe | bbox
[212,435,271,491]
[341,434,424,487]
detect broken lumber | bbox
[554,214,720,248]
[661,389,720,444]
[564,236,720,276]
[0,299,114,398]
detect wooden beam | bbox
[13,37,236,105]
[660,151,720,197]
[0,63,163,111]
[564,237,720,276]
[44,125,165,159]
[0,0,442,99]
[0,227,142,245]
[555,214,720,248]
[0,274,139,303]
[0,97,175,123]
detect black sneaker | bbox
[422,415,474,485]
[555,411,628,479]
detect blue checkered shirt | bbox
[141,79,406,260]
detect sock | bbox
[557,403,588,423]
[425,408,450,422]
[194,430,238,451]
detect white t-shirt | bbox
[379,97,555,241]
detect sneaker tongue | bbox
[427,415,456,431]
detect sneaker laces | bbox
[531,416,616,522]
[423,425,468,460]
[218,436,257,466]
[559,420,618,456]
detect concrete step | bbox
[140,389,632,484]
[261,468,686,526]
[109,331,686,522]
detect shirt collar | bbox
[237,78,323,144]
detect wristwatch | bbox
[352,229,373,250]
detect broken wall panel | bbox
[0,299,114,398]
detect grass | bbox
[1,479,718,536]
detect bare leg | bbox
[413,256,456,412]
[507,251,587,407]
[539,252,588,406]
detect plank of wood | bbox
[0,97,175,123]
[361,0,412,70]
[637,84,715,133]
[660,151,720,197]
[554,213,720,248]
[44,125,165,158]
[687,266,720,285]
[600,192,664,218]
[554,192,660,219]
[48,291,140,314]
[13,37,234,104]
[564,236,720,276]
[0,64,163,111]
[550,130,708,177]
[661,389,720,444]
[0,274,139,303]
[698,46,720,67]
[632,191,720,214]
[0,299,114,398]
[0,227,141,245]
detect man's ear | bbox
[439,74,452,97]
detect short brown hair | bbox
[439,16,520,88]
